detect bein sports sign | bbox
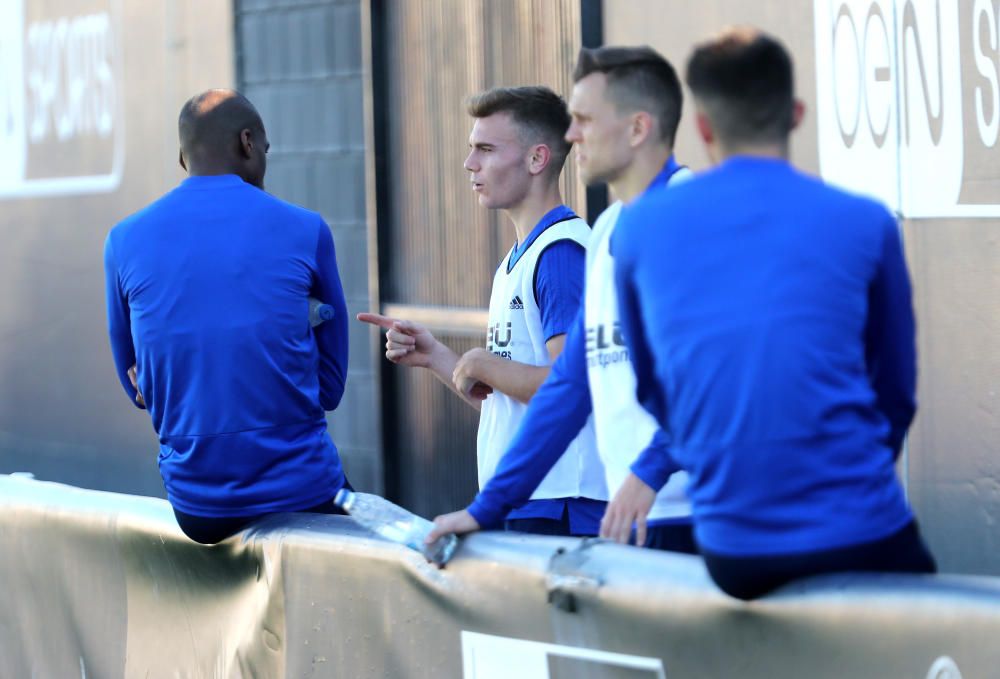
[0,0,124,199]
[814,0,1000,218]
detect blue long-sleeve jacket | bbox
[612,156,916,557]
[104,174,349,517]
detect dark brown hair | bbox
[466,86,571,175]
[573,45,682,145]
[685,27,795,147]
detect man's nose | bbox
[565,122,581,144]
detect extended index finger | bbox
[356,312,397,330]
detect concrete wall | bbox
[4,474,999,678]
[0,0,382,496]
[605,0,1000,576]
[0,0,235,497]
[234,0,382,491]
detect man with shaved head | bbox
[177,89,268,188]
[105,89,351,544]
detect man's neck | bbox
[610,145,674,204]
[716,140,790,162]
[187,161,243,178]
[504,185,564,245]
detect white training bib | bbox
[585,184,692,522]
[477,216,607,503]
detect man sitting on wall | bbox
[104,89,351,544]
[609,28,936,599]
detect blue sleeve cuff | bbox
[629,429,680,492]
[467,497,508,530]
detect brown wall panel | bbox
[379,0,586,309]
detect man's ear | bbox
[528,143,552,176]
[239,129,254,159]
[695,111,714,146]
[178,149,187,172]
[791,99,806,131]
[630,111,655,148]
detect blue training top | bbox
[612,156,916,557]
[104,174,349,518]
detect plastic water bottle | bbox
[334,489,459,566]
[308,297,335,327]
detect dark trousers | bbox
[505,505,597,537]
[644,522,698,555]
[702,520,937,600]
[173,479,352,545]
[505,510,696,547]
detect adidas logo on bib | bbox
[508,296,524,310]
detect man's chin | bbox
[578,165,607,185]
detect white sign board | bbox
[814,0,1000,217]
[0,0,124,199]
[461,632,666,679]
